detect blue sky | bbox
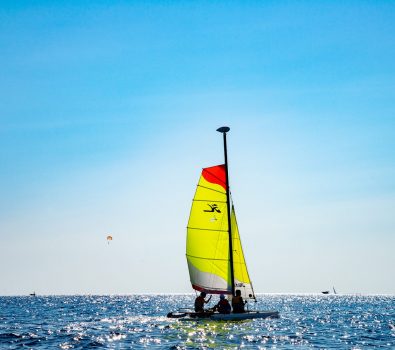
[1,1,394,295]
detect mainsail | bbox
[186,164,255,300]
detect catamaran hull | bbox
[210,311,279,321]
[167,310,279,321]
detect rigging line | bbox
[187,227,228,232]
[186,254,230,262]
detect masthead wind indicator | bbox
[216,126,230,133]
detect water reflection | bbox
[1,294,394,349]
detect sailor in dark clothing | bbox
[194,292,212,312]
[231,289,246,313]
[214,294,231,314]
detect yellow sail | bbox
[186,164,255,299]
[231,205,255,299]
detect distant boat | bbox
[167,127,279,321]
[29,292,36,296]
[322,287,337,295]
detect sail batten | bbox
[197,185,227,195]
[187,255,230,262]
[187,227,228,232]
[186,164,255,300]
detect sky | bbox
[0,1,394,295]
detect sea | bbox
[1,294,394,349]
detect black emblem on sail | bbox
[204,204,221,213]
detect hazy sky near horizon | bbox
[1,1,394,295]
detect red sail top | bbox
[201,164,227,191]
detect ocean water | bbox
[1,294,394,349]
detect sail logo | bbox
[204,204,221,213]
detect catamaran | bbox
[168,127,279,321]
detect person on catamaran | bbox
[232,289,246,313]
[194,292,212,312]
[213,294,231,314]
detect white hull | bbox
[168,310,279,321]
[210,310,279,321]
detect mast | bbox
[216,126,235,297]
